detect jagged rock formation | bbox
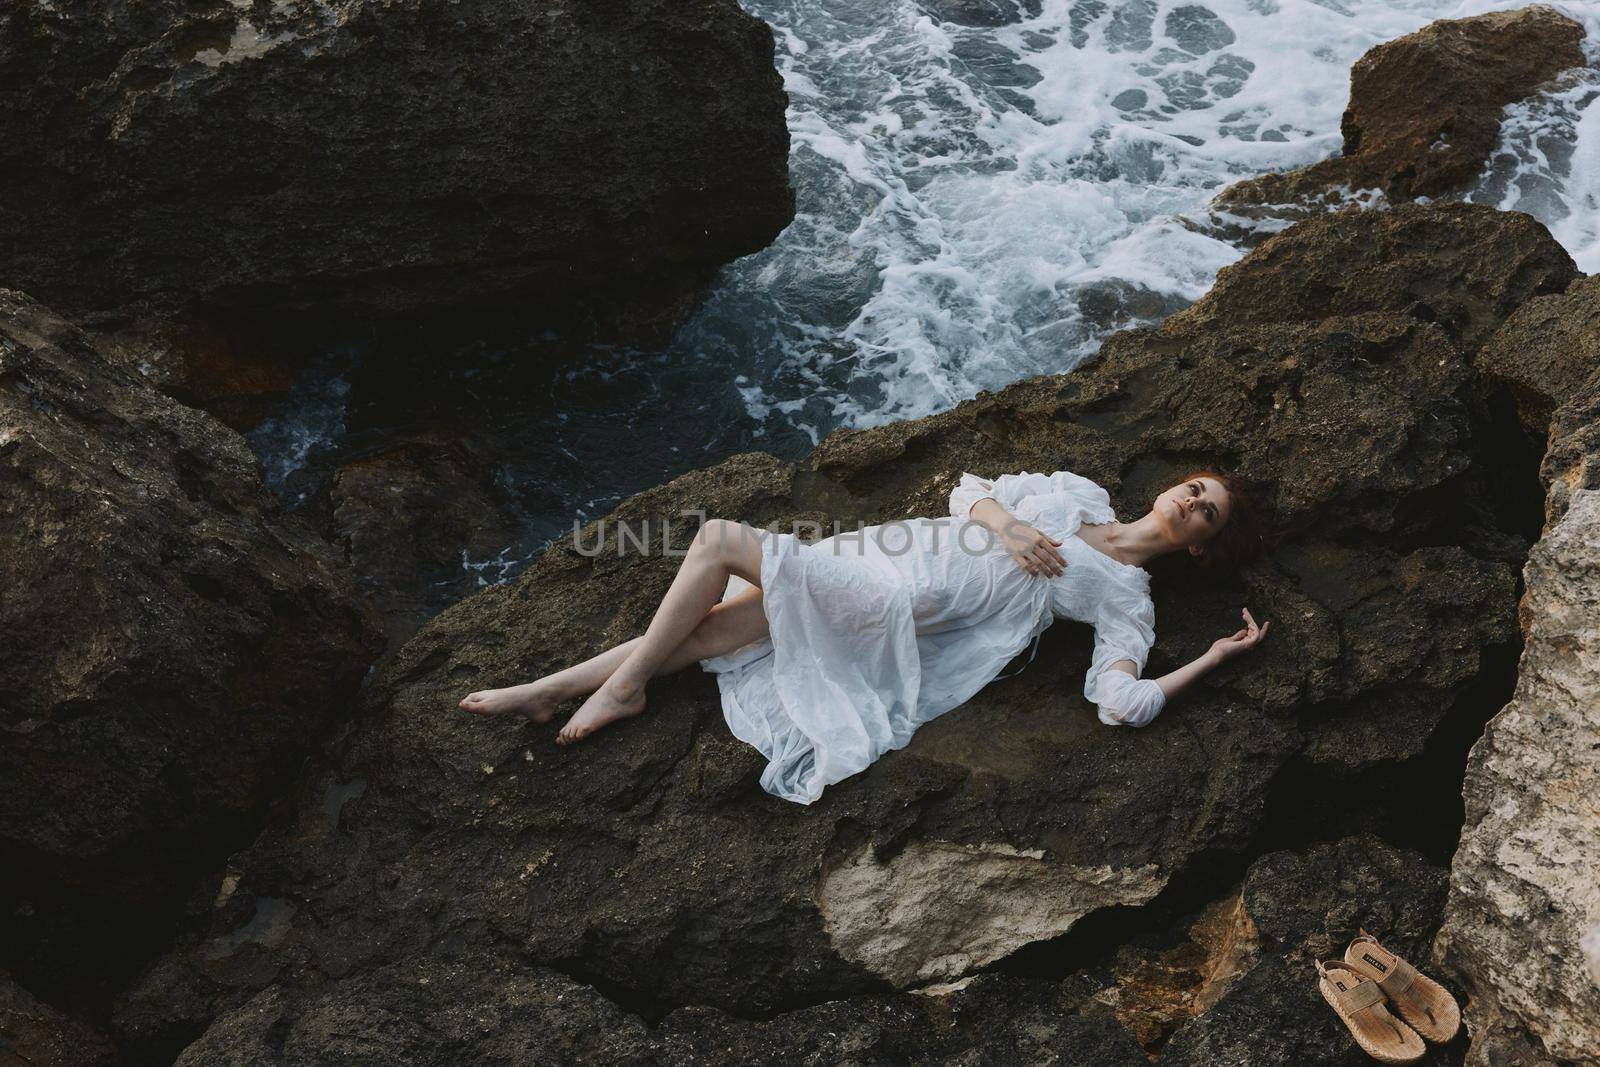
[1217,7,1586,218]
[0,0,793,342]
[1433,277,1600,1065]
[104,202,1576,1060]
[170,961,1149,1066]
[1476,275,1600,443]
[0,291,382,1017]
[0,970,118,1067]
[324,431,522,646]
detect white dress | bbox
[698,470,1165,805]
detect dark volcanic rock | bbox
[1218,7,1586,216]
[173,960,1145,1066]
[118,204,1566,1056]
[175,966,1152,1062]
[325,432,522,646]
[171,957,659,1067]
[1161,954,1459,1067]
[1166,201,1578,357]
[1240,835,1450,967]
[0,0,793,342]
[1162,836,1456,1066]
[1474,273,1600,438]
[0,291,381,1012]
[0,969,119,1067]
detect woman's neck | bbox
[1083,515,1178,568]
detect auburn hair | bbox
[1180,469,1271,569]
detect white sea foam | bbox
[1466,11,1600,271]
[698,0,1600,441]
[245,347,356,498]
[246,0,1600,596]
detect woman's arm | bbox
[969,497,1067,578]
[1107,607,1267,716]
[1148,651,1218,703]
[1092,607,1270,726]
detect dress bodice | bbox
[1004,486,1152,625]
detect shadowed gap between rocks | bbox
[0,808,270,1024]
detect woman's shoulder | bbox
[1018,470,1115,517]
[1048,469,1112,497]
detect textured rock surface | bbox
[172,960,1146,1066]
[324,432,521,646]
[1218,7,1586,216]
[1240,836,1451,968]
[1434,487,1600,1064]
[1166,201,1578,357]
[1478,266,1600,544]
[1543,365,1600,529]
[1474,275,1600,436]
[1090,890,1264,1052]
[1433,277,1600,1064]
[816,839,1160,987]
[110,204,1567,1059]
[0,0,793,340]
[0,969,118,1067]
[0,291,381,1011]
[1162,836,1456,1066]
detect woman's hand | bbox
[1208,607,1270,663]
[999,520,1067,578]
[967,497,1066,578]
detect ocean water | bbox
[248,0,1600,596]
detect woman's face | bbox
[1154,476,1230,553]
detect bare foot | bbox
[555,679,646,745]
[458,678,567,723]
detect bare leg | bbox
[458,584,769,721]
[556,519,769,744]
[459,639,640,722]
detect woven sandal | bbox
[1316,959,1426,1064]
[1344,929,1462,1043]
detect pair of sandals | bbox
[1316,929,1462,1063]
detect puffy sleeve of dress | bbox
[1084,587,1166,727]
[948,469,1110,520]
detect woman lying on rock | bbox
[459,469,1272,804]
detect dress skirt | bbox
[699,517,1054,804]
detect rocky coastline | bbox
[1,3,1596,1065]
